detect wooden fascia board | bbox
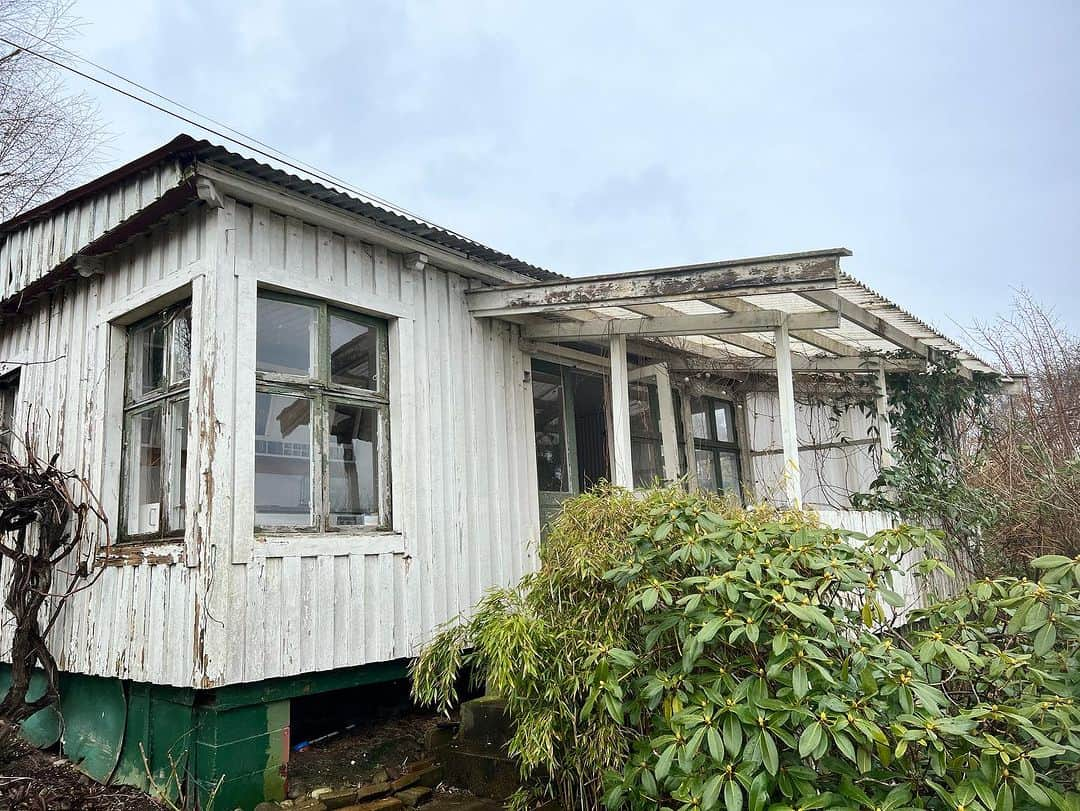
[467,252,844,317]
[522,310,839,342]
[194,164,537,287]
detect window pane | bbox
[125,406,163,534]
[170,399,188,531]
[632,438,663,488]
[329,314,377,389]
[256,297,316,376]
[532,370,567,492]
[628,383,658,436]
[695,449,718,493]
[255,393,313,527]
[328,403,379,527]
[171,307,192,384]
[129,321,166,400]
[717,450,742,501]
[0,372,19,453]
[714,401,735,442]
[690,396,710,440]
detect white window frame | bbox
[118,301,192,542]
[254,290,391,534]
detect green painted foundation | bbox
[1,659,410,810]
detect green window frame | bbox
[120,302,192,542]
[254,291,391,533]
[690,395,743,501]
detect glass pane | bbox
[690,396,710,440]
[632,438,663,488]
[125,406,163,535]
[695,449,718,493]
[714,401,735,443]
[256,297,316,376]
[0,373,19,452]
[328,403,379,527]
[254,393,313,527]
[128,320,166,400]
[329,314,377,389]
[170,399,188,531]
[171,307,192,384]
[717,451,742,501]
[628,383,658,436]
[532,370,567,492]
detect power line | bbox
[0,29,488,247]
[2,20,358,193]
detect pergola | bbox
[468,248,1009,506]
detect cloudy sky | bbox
[50,1,1080,336]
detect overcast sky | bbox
[59,1,1080,338]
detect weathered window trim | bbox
[254,290,392,535]
[689,393,743,501]
[0,368,21,454]
[118,301,192,543]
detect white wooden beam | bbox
[523,310,838,342]
[774,320,802,507]
[875,361,895,468]
[653,365,682,483]
[609,334,634,489]
[669,356,928,374]
[468,250,846,317]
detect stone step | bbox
[457,697,512,753]
[438,742,520,802]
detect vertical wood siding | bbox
[203,199,539,686]
[745,391,879,508]
[0,162,185,303]
[0,190,539,688]
[0,204,206,686]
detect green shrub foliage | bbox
[412,487,1080,811]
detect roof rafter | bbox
[522,310,839,342]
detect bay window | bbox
[254,292,389,532]
[121,303,191,540]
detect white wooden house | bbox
[0,135,1005,807]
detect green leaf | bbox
[725,779,744,811]
[792,664,809,699]
[761,730,779,776]
[708,725,725,761]
[1034,622,1057,656]
[1017,780,1051,806]
[703,775,724,811]
[655,742,676,781]
[724,714,744,757]
[945,644,970,672]
[1031,555,1073,569]
[799,722,823,759]
[749,772,769,811]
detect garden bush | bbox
[412,486,1080,811]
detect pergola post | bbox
[609,334,635,489]
[875,360,895,468]
[653,364,682,483]
[773,319,802,507]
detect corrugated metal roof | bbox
[0,133,563,283]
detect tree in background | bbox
[964,291,1080,572]
[0,0,104,220]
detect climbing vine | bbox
[852,354,1003,574]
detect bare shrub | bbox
[0,430,106,760]
[965,291,1080,571]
